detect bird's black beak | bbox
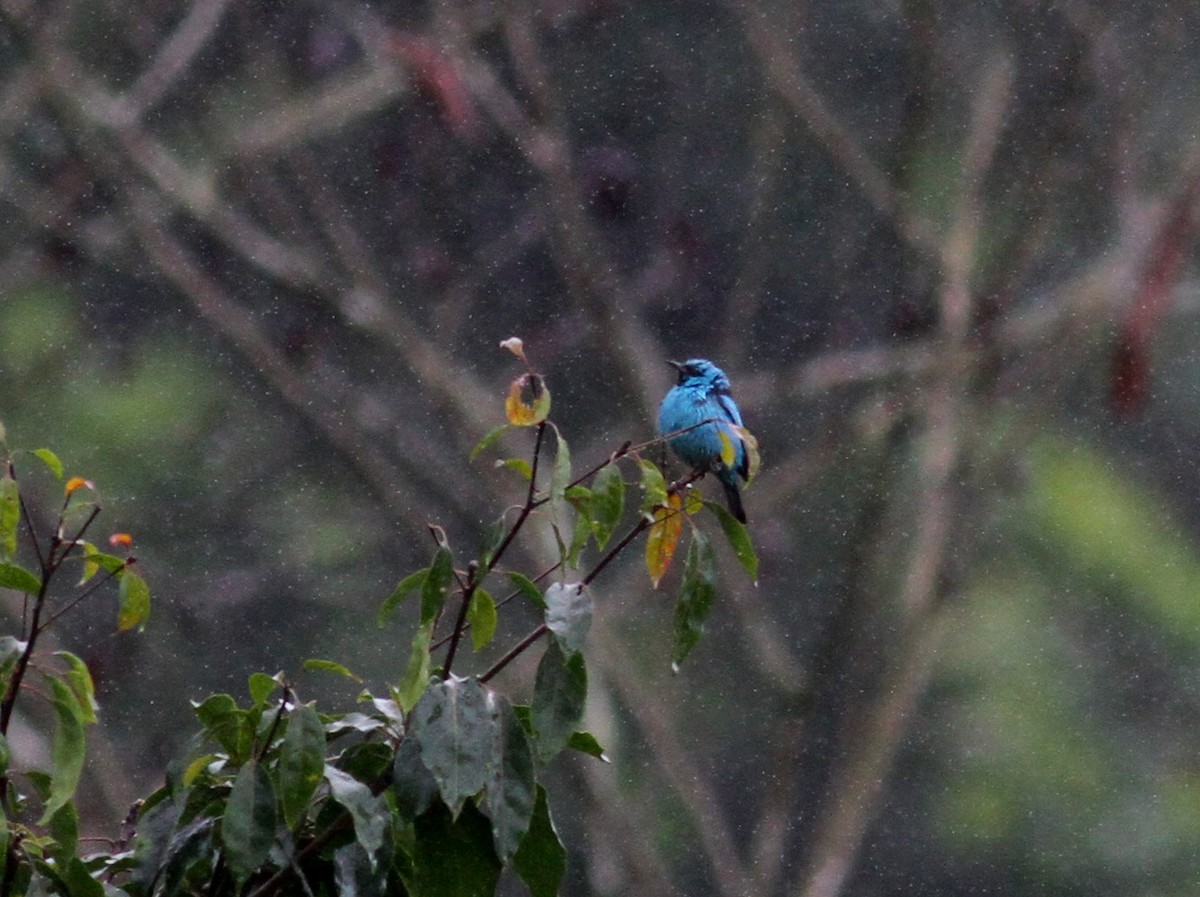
[667,360,686,383]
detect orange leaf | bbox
[109,532,133,548]
[65,477,94,496]
[505,373,551,426]
[646,493,683,589]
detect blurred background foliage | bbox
[3,0,1200,895]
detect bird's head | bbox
[668,358,729,389]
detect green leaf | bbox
[590,463,624,550]
[566,510,592,568]
[47,800,78,863]
[505,571,545,609]
[470,423,512,461]
[483,693,535,863]
[31,448,64,479]
[531,640,587,763]
[39,677,87,824]
[158,817,216,897]
[223,760,277,886]
[325,766,390,861]
[377,568,429,626]
[703,500,759,583]
[0,804,8,874]
[479,514,508,567]
[0,562,40,596]
[54,652,98,724]
[81,547,125,576]
[192,694,254,762]
[0,475,17,563]
[396,620,434,712]
[567,730,609,762]
[672,529,717,669]
[302,658,363,681]
[496,458,533,481]
[412,678,495,817]
[422,547,455,624]
[129,791,186,895]
[182,753,218,786]
[414,802,501,897]
[551,430,572,503]
[467,588,497,651]
[0,638,24,709]
[60,857,105,897]
[117,568,151,632]
[247,672,279,709]
[393,735,438,823]
[544,582,592,656]
[333,840,389,897]
[639,459,668,511]
[513,786,566,897]
[279,704,325,829]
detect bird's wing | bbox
[713,391,744,427]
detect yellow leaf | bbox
[683,487,705,516]
[732,425,761,485]
[505,373,551,426]
[645,493,683,589]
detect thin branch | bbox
[112,0,234,125]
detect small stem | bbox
[440,563,478,680]
[256,689,292,761]
[38,564,125,632]
[442,422,547,679]
[479,623,547,684]
[484,421,547,571]
[56,505,101,568]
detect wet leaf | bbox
[646,493,683,588]
[483,693,535,863]
[302,658,363,681]
[470,423,511,461]
[39,677,87,824]
[54,652,98,724]
[513,786,566,897]
[505,373,551,426]
[31,448,63,479]
[672,529,717,668]
[117,569,151,632]
[397,621,434,712]
[544,582,592,656]
[0,475,17,562]
[505,571,545,609]
[467,587,497,651]
[279,704,325,829]
[639,459,668,511]
[223,760,276,885]
[590,463,624,549]
[531,640,586,763]
[703,501,759,583]
[411,678,494,816]
[0,562,40,596]
[414,801,501,897]
[378,568,429,626]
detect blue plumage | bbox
[657,358,749,523]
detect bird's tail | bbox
[718,472,747,524]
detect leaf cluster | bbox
[0,346,758,896]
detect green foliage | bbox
[0,369,757,896]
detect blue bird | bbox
[658,358,749,523]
